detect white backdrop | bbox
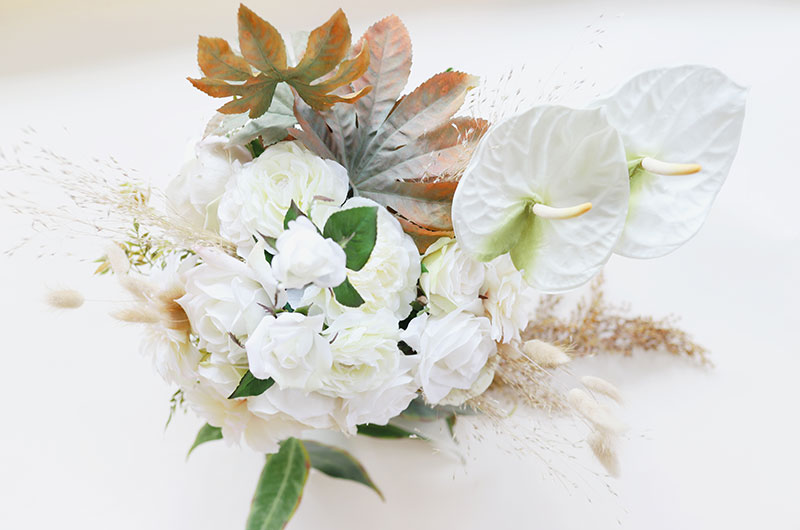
[1,1,799,529]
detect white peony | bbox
[218,140,349,255]
[166,136,251,232]
[245,312,332,391]
[402,311,497,405]
[420,237,485,316]
[272,216,346,289]
[301,198,420,320]
[178,243,285,395]
[481,254,537,344]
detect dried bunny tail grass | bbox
[111,306,160,324]
[105,242,131,275]
[45,288,84,309]
[525,274,710,364]
[568,388,626,435]
[587,431,620,478]
[521,339,571,368]
[0,140,235,258]
[581,375,623,404]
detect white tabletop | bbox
[1,1,798,528]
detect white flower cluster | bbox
[144,65,744,454]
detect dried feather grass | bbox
[525,275,710,364]
[0,137,234,259]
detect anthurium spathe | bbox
[451,105,630,293]
[590,65,747,258]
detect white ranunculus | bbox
[178,242,285,395]
[218,140,349,255]
[166,136,251,232]
[301,198,420,320]
[272,216,346,290]
[245,312,332,391]
[183,380,306,454]
[318,309,405,398]
[402,311,497,405]
[481,254,538,344]
[420,237,485,316]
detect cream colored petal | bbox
[590,65,746,258]
[452,105,629,293]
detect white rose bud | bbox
[272,216,347,290]
[402,311,497,405]
[420,237,485,316]
[245,312,333,392]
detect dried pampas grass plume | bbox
[45,288,84,309]
[580,375,623,404]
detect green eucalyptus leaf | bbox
[322,206,378,271]
[246,438,310,530]
[229,371,275,399]
[302,440,384,500]
[187,423,223,458]
[331,277,365,308]
[356,423,424,440]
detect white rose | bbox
[178,243,285,395]
[245,312,332,391]
[183,379,306,454]
[218,140,349,255]
[402,311,497,405]
[272,216,346,289]
[482,254,537,344]
[318,309,405,398]
[420,237,485,316]
[301,198,420,320]
[166,136,251,232]
[247,386,341,431]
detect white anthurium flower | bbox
[218,140,349,256]
[245,312,333,392]
[589,65,747,258]
[420,237,485,316]
[452,105,630,293]
[301,197,421,320]
[272,216,347,290]
[165,136,251,233]
[402,311,497,405]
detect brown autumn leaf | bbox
[189,4,372,117]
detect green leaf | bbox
[301,440,384,500]
[356,423,424,440]
[322,206,378,271]
[229,371,275,399]
[246,438,310,530]
[331,277,364,307]
[187,423,223,458]
[399,395,476,422]
[283,200,306,230]
[445,414,457,439]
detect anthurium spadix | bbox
[589,65,746,258]
[452,105,630,293]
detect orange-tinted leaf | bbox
[216,76,277,118]
[310,43,370,94]
[238,4,287,73]
[197,36,251,81]
[291,9,351,82]
[395,215,455,253]
[353,16,412,147]
[188,77,246,98]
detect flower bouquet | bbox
[5,4,746,529]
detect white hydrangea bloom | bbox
[481,254,538,344]
[165,136,251,233]
[402,311,496,405]
[301,197,420,320]
[218,140,349,255]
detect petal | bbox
[452,105,629,293]
[590,65,746,258]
